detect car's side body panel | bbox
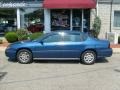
[33,42,85,59]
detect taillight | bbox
[108,43,110,48]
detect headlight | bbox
[6,44,12,49]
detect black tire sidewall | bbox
[81,50,96,65]
[17,49,32,64]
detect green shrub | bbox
[16,29,30,41]
[118,36,120,44]
[29,32,43,40]
[5,32,18,43]
[92,16,101,38]
[0,39,3,44]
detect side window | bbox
[62,34,82,42]
[42,33,87,43]
[43,35,62,43]
[80,33,88,41]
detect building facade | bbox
[0,0,43,31]
[94,0,120,38]
[0,0,120,40]
[0,0,96,34]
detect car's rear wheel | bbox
[81,50,96,65]
[17,49,33,64]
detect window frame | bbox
[42,33,87,43]
[114,10,120,28]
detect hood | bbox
[11,40,32,45]
[8,40,37,48]
[6,40,41,50]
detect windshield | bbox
[33,33,49,42]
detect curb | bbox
[112,48,120,54]
[0,46,120,54]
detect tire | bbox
[17,49,33,64]
[81,50,96,65]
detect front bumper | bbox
[5,48,16,60]
[97,48,113,58]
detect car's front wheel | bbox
[81,50,96,65]
[17,49,33,64]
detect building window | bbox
[72,9,90,32]
[50,9,90,32]
[51,9,70,31]
[114,11,120,27]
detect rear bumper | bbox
[97,48,113,58]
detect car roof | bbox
[49,30,87,35]
[34,31,89,41]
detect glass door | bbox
[72,9,82,31]
[72,9,90,32]
[83,9,90,32]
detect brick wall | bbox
[91,2,120,39]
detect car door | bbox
[34,34,64,59]
[59,33,86,59]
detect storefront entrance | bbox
[51,9,90,32]
[43,0,96,33]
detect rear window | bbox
[80,33,88,41]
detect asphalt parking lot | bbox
[0,51,120,90]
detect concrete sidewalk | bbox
[0,46,6,51]
[0,46,120,54]
[112,48,120,54]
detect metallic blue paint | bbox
[5,31,112,61]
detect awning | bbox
[43,0,96,9]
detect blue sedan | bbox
[5,31,112,65]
